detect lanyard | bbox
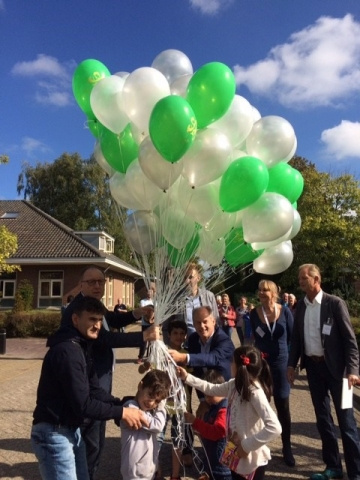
[262,305,277,339]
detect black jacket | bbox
[61,293,142,391]
[32,325,123,428]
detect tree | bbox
[0,226,18,274]
[17,153,132,262]
[0,156,19,273]
[277,156,360,291]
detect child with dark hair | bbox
[161,318,193,480]
[184,369,232,480]
[178,346,281,480]
[120,369,171,480]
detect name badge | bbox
[322,324,331,335]
[256,326,265,337]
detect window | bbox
[108,277,113,307]
[0,275,16,308]
[1,212,19,219]
[39,271,63,308]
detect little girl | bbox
[178,346,281,480]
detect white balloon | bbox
[125,160,163,210]
[170,74,192,97]
[210,95,254,149]
[139,136,183,191]
[198,230,226,266]
[246,116,296,167]
[94,141,116,177]
[242,193,294,243]
[123,67,170,135]
[152,49,193,84]
[288,208,302,240]
[124,210,159,255]
[90,76,129,134]
[203,209,236,238]
[178,181,220,226]
[109,172,144,210]
[114,71,130,80]
[160,205,195,249]
[251,227,292,250]
[253,241,294,275]
[252,107,261,122]
[182,128,232,187]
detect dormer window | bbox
[1,212,19,219]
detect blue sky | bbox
[1,0,360,200]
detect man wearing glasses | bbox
[61,266,156,480]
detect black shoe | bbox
[282,446,295,467]
[310,469,343,480]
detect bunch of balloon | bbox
[72,49,304,286]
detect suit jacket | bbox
[187,326,235,381]
[61,293,142,391]
[288,291,359,380]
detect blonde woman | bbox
[250,280,295,467]
[218,293,236,339]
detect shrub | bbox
[1,310,61,338]
[13,279,34,313]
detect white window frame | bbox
[1,280,16,298]
[38,271,63,307]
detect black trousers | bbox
[231,465,265,480]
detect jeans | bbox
[222,325,233,339]
[31,422,89,480]
[306,357,360,479]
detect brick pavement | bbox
[1,331,360,480]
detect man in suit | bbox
[287,264,360,480]
[168,305,235,382]
[61,265,156,480]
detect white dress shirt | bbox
[304,290,324,357]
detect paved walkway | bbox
[1,331,360,480]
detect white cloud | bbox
[21,137,51,156]
[189,0,233,15]
[11,54,75,107]
[0,0,5,12]
[321,120,360,159]
[234,14,360,108]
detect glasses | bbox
[82,279,106,287]
[258,288,270,293]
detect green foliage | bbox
[12,279,34,313]
[0,310,60,337]
[0,225,19,274]
[0,155,9,164]
[17,152,133,264]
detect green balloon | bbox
[86,115,101,138]
[72,59,111,117]
[166,232,200,267]
[289,168,304,203]
[186,62,236,129]
[99,123,139,173]
[149,95,197,163]
[219,156,269,212]
[267,162,294,200]
[225,228,263,267]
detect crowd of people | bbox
[30,263,360,480]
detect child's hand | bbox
[235,443,249,459]
[176,366,188,381]
[184,411,195,424]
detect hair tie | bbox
[240,354,250,366]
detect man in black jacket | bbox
[31,296,149,480]
[61,266,155,479]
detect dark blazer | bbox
[187,326,235,381]
[61,293,142,391]
[288,291,359,380]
